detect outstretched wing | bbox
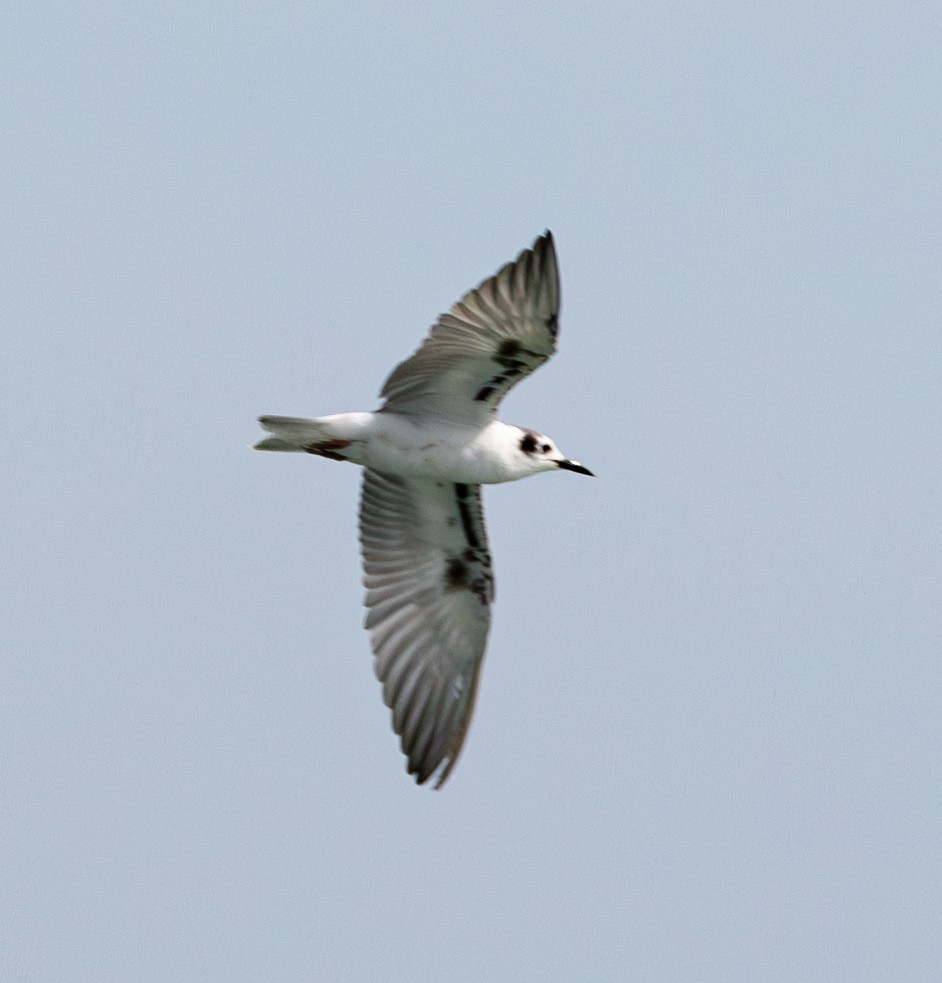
[358,469,494,786]
[378,231,560,426]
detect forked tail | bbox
[254,415,331,452]
[254,415,358,463]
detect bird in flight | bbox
[255,231,592,787]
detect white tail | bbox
[254,415,331,452]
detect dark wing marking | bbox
[378,231,560,426]
[358,469,494,786]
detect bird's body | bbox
[258,413,568,484]
[256,232,592,787]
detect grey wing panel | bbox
[358,469,494,786]
[378,231,561,425]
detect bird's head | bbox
[514,428,593,478]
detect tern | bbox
[256,231,592,786]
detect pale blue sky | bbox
[5,2,941,980]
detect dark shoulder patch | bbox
[444,557,468,590]
[453,483,482,550]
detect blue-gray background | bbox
[5,2,940,980]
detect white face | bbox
[517,429,564,472]
[515,428,594,477]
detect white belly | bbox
[323,412,516,484]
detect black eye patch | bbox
[519,433,539,454]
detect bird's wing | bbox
[378,231,560,426]
[358,469,494,787]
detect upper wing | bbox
[358,469,494,787]
[378,231,560,426]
